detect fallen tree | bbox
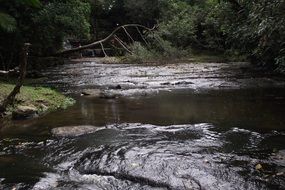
[56,24,156,56]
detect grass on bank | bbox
[120,53,247,64]
[0,81,75,115]
[118,42,247,64]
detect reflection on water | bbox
[2,88,285,137]
[0,88,285,189]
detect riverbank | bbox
[0,81,75,119]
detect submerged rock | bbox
[12,105,38,120]
[51,125,99,137]
[42,61,285,96]
[272,149,285,167]
[81,89,102,97]
[99,92,118,99]
[81,89,117,99]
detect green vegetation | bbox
[0,0,91,69]
[0,81,75,115]
[81,0,284,69]
[0,0,284,116]
[124,0,284,69]
[32,0,91,55]
[0,0,284,69]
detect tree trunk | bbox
[0,43,31,114]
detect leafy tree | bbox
[87,0,160,40]
[0,0,91,67]
[0,0,41,69]
[124,0,160,27]
[214,0,285,67]
[151,0,285,69]
[158,0,200,48]
[1,0,284,71]
[0,0,41,31]
[32,0,91,55]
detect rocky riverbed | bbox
[0,59,285,190]
[42,60,285,95]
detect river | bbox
[0,60,285,189]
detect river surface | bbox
[0,60,285,189]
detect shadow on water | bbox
[2,88,285,135]
[0,88,285,189]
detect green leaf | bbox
[0,12,17,32]
[17,0,41,8]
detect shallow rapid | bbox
[0,60,285,189]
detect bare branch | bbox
[114,35,130,49]
[114,35,133,54]
[56,24,155,55]
[136,26,149,46]
[123,26,135,43]
[100,42,108,57]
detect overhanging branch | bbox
[56,24,155,56]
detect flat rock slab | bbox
[81,89,118,99]
[51,125,99,137]
[42,61,285,95]
[81,89,102,97]
[12,105,38,120]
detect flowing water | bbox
[0,61,285,190]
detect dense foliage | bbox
[0,0,90,69]
[0,0,284,70]
[32,0,91,55]
[155,0,285,69]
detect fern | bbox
[0,12,17,32]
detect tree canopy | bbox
[0,0,284,70]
